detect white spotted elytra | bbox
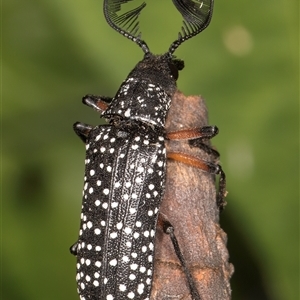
[71,0,214,299]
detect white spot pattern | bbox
[75,92,168,299]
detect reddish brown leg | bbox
[166,126,218,141]
[82,94,112,113]
[167,152,226,210]
[166,126,220,158]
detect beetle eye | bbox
[168,62,179,80]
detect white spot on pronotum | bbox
[107,295,114,300]
[124,108,131,117]
[119,284,126,291]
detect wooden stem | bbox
[151,90,233,300]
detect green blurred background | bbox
[2,0,298,299]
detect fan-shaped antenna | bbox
[169,0,214,55]
[104,0,150,54]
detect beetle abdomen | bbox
[75,125,166,299]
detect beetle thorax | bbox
[103,53,178,127]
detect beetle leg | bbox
[82,94,112,113]
[70,242,79,256]
[166,126,220,158]
[166,125,218,141]
[167,152,226,210]
[73,122,93,143]
[157,213,202,300]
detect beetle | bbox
[70,0,225,299]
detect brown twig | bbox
[151,90,234,300]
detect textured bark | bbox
[151,90,233,299]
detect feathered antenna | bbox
[103,0,149,53]
[169,0,214,54]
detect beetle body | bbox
[74,54,178,299]
[71,1,215,299]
